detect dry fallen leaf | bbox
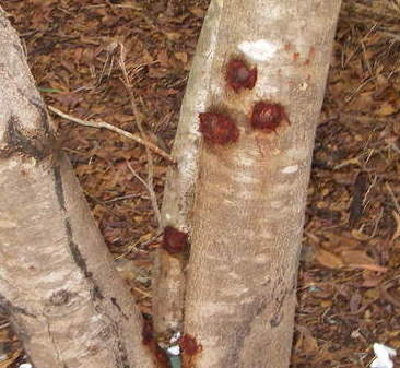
[302,333,319,355]
[175,51,188,64]
[375,102,397,117]
[353,264,388,273]
[315,248,344,269]
[320,299,333,308]
[351,228,372,240]
[340,249,376,265]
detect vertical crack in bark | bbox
[64,220,92,278]
[100,308,131,368]
[54,166,66,210]
[53,166,102,292]
[116,330,131,368]
[45,315,65,367]
[110,297,128,320]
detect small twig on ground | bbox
[104,193,141,203]
[115,231,162,260]
[47,105,174,163]
[371,206,384,238]
[118,43,162,229]
[363,174,377,206]
[345,76,376,103]
[344,23,377,67]
[0,321,10,330]
[321,112,399,125]
[126,160,162,226]
[355,206,383,240]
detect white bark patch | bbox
[221,286,249,297]
[256,81,279,94]
[201,301,234,316]
[237,39,278,61]
[281,165,298,174]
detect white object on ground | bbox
[166,331,181,356]
[371,343,397,368]
[166,344,180,356]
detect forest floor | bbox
[1,1,400,367]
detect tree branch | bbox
[47,105,175,164]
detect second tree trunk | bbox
[153,0,342,367]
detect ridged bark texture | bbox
[153,0,342,367]
[0,11,154,368]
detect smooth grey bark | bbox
[153,0,342,367]
[0,11,154,368]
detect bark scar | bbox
[0,116,51,159]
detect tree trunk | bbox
[153,0,342,367]
[0,12,154,368]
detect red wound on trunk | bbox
[225,59,257,92]
[250,102,289,132]
[199,112,239,144]
[179,334,203,356]
[163,226,189,254]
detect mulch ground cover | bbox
[1,1,399,367]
